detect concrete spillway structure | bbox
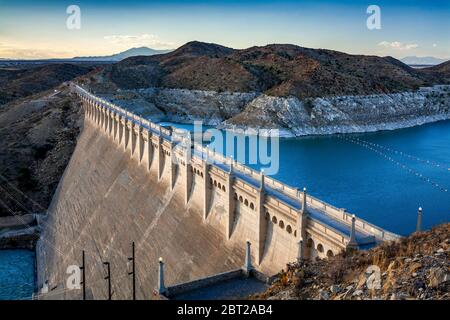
[36,84,398,300]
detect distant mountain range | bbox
[71,47,172,61]
[0,47,172,63]
[400,56,448,66]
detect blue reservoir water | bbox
[270,122,450,235]
[0,250,35,300]
[166,120,450,235]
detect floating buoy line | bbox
[338,135,449,194]
[350,136,449,171]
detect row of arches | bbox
[267,212,295,237]
[211,178,226,192]
[234,193,256,211]
[306,238,334,258]
[266,209,336,259]
[193,167,204,178]
[162,149,171,157]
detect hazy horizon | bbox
[1,0,449,60]
[1,42,450,63]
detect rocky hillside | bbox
[422,60,450,83]
[0,84,84,217]
[0,63,94,105]
[87,41,449,99]
[81,41,450,135]
[0,63,94,217]
[223,85,450,136]
[254,223,449,300]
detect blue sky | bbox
[0,0,449,59]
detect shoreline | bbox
[102,84,450,139]
[164,113,450,138]
[0,214,39,250]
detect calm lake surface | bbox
[0,250,35,300]
[268,121,450,235]
[165,120,450,235]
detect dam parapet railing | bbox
[71,83,399,263]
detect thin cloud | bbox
[378,41,418,51]
[103,34,175,49]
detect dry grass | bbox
[253,223,450,300]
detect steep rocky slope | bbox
[253,223,450,300]
[0,84,84,217]
[0,63,93,105]
[0,63,94,218]
[87,41,449,99]
[81,41,450,135]
[94,84,450,136]
[224,85,450,135]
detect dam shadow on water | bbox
[166,120,450,236]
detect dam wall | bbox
[36,84,398,299]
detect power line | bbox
[0,174,131,287]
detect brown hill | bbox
[420,60,450,84]
[0,84,84,217]
[0,63,94,105]
[0,63,94,217]
[89,41,450,98]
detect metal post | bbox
[416,207,423,232]
[260,169,265,191]
[128,242,136,300]
[80,250,86,300]
[243,240,253,276]
[302,187,307,214]
[158,257,167,295]
[347,214,358,249]
[103,262,111,300]
[297,238,304,263]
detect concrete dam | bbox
[36,84,399,299]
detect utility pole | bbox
[80,250,86,300]
[103,262,111,300]
[128,242,136,300]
